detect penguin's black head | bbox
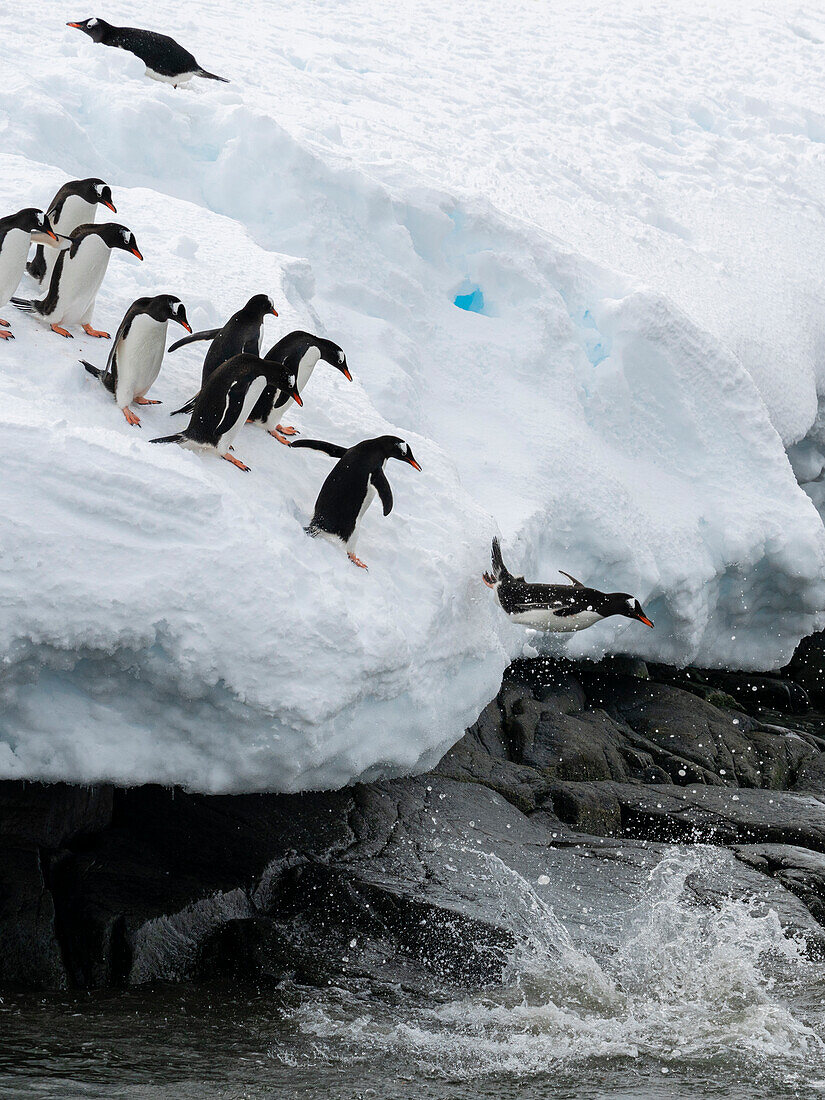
[7,208,59,240]
[381,436,421,471]
[154,295,192,332]
[244,294,279,321]
[92,223,143,260]
[323,340,352,381]
[602,593,654,628]
[66,17,112,43]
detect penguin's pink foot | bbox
[83,324,110,339]
[0,318,10,327]
[348,552,368,570]
[268,429,291,446]
[51,324,73,338]
[0,329,14,341]
[276,423,299,436]
[135,396,161,405]
[482,573,496,588]
[223,453,250,472]
[122,407,141,427]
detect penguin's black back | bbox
[182,354,292,445]
[306,440,390,543]
[250,331,322,423]
[102,25,200,76]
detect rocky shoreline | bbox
[4,636,825,993]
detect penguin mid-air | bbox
[290,435,421,569]
[81,294,191,426]
[248,331,352,444]
[0,208,66,341]
[483,538,654,632]
[27,177,116,285]
[150,354,302,471]
[169,294,279,415]
[12,223,143,338]
[67,18,229,86]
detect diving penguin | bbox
[12,223,143,338]
[27,177,116,285]
[67,18,229,86]
[483,538,654,632]
[248,331,352,444]
[81,294,192,425]
[169,294,278,415]
[0,208,65,341]
[150,353,302,471]
[290,435,421,569]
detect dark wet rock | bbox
[0,781,112,847]
[785,632,825,708]
[0,846,66,990]
[733,844,825,927]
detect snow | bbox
[1,1,825,792]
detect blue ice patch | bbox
[454,285,485,313]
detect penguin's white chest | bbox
[50,238,111,323]
[115,316,168,405]
[508,606,604,632]
[218,376,267,454]
[266,347,320,428]
[146,67,197,84]
[0,229,31,306]
[41,196,98,286]
[346,469,382,551]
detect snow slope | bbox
[1,1,824,791]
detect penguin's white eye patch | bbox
[95,183,104,196]
[338,351,344,363]
[626,598,635,610]
[121,229,129,242]
[88,17,98,26]
[398,442,408,455]
[289,376,296,387]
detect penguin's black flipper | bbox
[196,68,229,82]
[81,359,102,378]
[491,537,513,581]
[242,334,261,355]
[289,439,348,459]
[168,328,222,353]
[27,246,47,282]
[149,433,185,444]
[372,469,393,516]
[171,392,200,416]
[81,360,116,394]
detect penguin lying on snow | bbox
[150,354,302,472]
[483,537,654,632]
[290,436,421,569]
[170,294,278,415]
[0,208,66,341]
[81,295,191,426]
[67,18,229,86]
[12,223,143,339]
[27,177,116,285]
[248,331,351,444]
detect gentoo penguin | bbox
[248,331,352,444]
[81,295,192,426]
[169,294,279,415]
[67,19,229,86]
[290,436,421,569]
[483,538,654,632]
[150,354,302,472]
[0,208,65,342]
[12,223,143,338]
[27,177,116,285]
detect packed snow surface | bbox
[2,1,825,791]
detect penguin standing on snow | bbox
[12,223,143,338]
[67,18,229,86]
[290,436,421,569]
[248,331,352,444]
[81,294,192,426]
[150,354,302,471]
[27,178,116,285]
[169,294,278,415]
[483,538,654,632]
[0,208,66,341]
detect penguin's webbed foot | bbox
[268,429,291,446]
[0,329,14,341]
[276,424,299,436]
[482,573,496,588]
[348,552,368,570]
[0,318,10,327]
[223,453,251,472]
[51,324,73,338]
[122,407,142,427]
[135,397,161,405]
[83,324,110,339]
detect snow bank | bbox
[1,1,824,791]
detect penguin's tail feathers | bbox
[26,247,46,282]
[490,536,512,582]
[149,433,184,445]
[81,360,103,379]
[304,523,319,538]
[196,68,229,82]
[10,297,35,313]
[170,395,197,416]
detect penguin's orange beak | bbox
[103,201,117,213]
[180,320,193,333]
[46,229,58,241]
[341,367,352,381]
[66,21,83,28]
[292,391,303,407]
[407,458,422,471]
[637,613,654,628]
[131,247,144,261]
[270,307,279,316]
